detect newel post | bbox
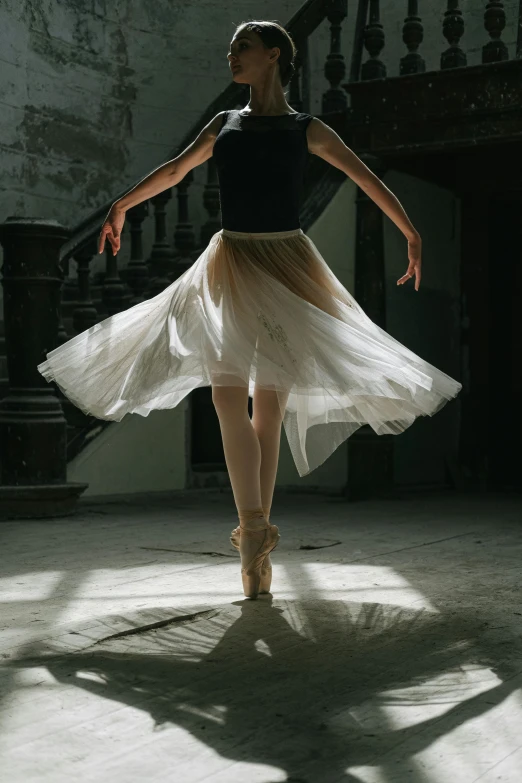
[0,217,87,519]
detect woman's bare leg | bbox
[212,382,268,577]
[212,383,263,511]
[251,385,287,518]
[251,385,289,571]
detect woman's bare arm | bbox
[115,111,226,212]
[98,111,226,254]
[306,117,422,290]
[306,118,419,241]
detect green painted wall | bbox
[68,400,188,497]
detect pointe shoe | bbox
[237,521,280,599]
[230,525,273,594]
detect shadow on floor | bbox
[9,595,520,782]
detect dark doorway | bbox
[487,193,522,489]
[460,189,522,490]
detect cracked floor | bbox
[1,488,522,783]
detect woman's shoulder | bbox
[294,112,315,129]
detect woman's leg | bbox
[212,382,268,575]
[251,385,288,577]
[251,385,287,520]
[212,383,263,512]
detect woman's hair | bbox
[234,20,297,88]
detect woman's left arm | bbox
[307,118,422,291]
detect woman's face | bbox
[227,30,280,84]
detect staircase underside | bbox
[342,58,522,192]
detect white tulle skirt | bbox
[38,227,462,476]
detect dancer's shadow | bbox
[12,596,520,783]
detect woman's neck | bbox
[241,95,294,116]
[240,105,295,116]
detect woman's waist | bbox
[220,227,304,240]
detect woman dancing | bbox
[38,20,462,599]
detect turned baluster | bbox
[102,238,129,316]
[56,256,76,345]
[125,202,150,306]
[361,0,387,80]
[200,158,222,249]
[172,171,197,280]
[482,1,508,63]
[55,267,69,347]
[348,0,370,83]
[515,0,522,60]
[441,0,467,69]
[55,314,68,346]
[72,241,99,333]
[145,190,176,297]
[322,0,348,112]
[400,0,425,75]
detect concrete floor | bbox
[1,488,522,783]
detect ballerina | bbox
[38,20,462,599]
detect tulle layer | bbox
[38,227,462,476]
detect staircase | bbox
[1,0,521,516]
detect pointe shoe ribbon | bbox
[238,522,280,599]
[230,525,273,594]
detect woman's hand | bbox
[397,233,422,291]
[98,203,126,256]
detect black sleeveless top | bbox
[213,109,314,232]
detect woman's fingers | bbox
[97,226,107,254]
[98,224,113,254]
[397,265,414,285]
[98,207,125,255]
[397,236,422,290]
[98,223,120,255]
[397,264,421,290]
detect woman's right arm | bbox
[98,111,226,255]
